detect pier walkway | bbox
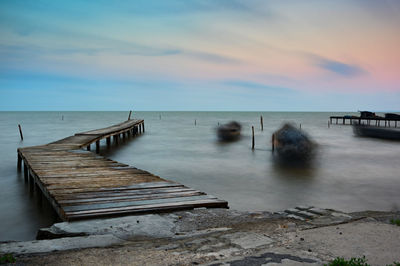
[17,119,228,221]
[330,116,399,127]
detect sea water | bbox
[0,111,399,241]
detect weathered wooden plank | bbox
[59,191,205,205]
[54,187,197,200]
[65,199,228,219]
[48,182,182,195]
[63,195,219,212]
[34,168,147,176]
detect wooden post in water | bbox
[142,122,145,133]
[128,111,132,120]
[87,145,90,151]
[17,153,22,171]
[299,123,302,129]
[251,126,255,150]
[106,137,111,146]
[195,119,197,126]
[159,114,161,120]
[24,163,28,181]
[96,140,100,153]
[328,121,330,128]
[18,124,23,140]
[260,116,264,131]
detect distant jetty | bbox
[330,112,400,127]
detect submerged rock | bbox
[272,123,316,162]
[217,121,242,141]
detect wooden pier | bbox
[17,119,228,221]
[329,116,399,127]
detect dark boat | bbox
[353,123,400,140]
[272,123,316,161]
[217,121,241,141]
[385,113,400,120]
[359,111,376,118]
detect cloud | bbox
[312,55,367,77]
[223,79,294,93]
[186,51,241,64]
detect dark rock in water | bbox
[272,123,315,162]
[217,121,241,141]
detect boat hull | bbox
[353,124,400,140]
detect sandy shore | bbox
[1,207,400,265]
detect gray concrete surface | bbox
[1,207,399,265]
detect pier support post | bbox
[114,134,119,144]
[17,154,22,171]
[96,140,100,153]
[106,137,111,146]
[87,145,90,151]
[260,116,263,131]
[251,126,255,150]
[142,122,145,133]
[29,170,34,192]
[24,163,28,181]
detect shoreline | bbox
[2,207,399,265]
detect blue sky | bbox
[1,0,399,111]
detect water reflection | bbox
[271,152,318,180]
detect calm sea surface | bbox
[1,111,399,241]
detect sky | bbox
[0,0,399,111]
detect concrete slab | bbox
[222,232,274,249]
[0,235,123,255]
[294,221,400,265]
[42,213,177,240]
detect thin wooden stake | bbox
[195,119,197,126]
[299,123,302,129]
[251,126,255,150]
[18,124,23,140]
[128,110,132,120]
[260,115,264,131]
[328,121,330,128]
[62,115,64,120]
